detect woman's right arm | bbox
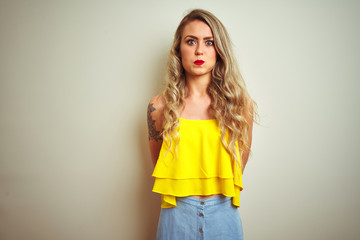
[147,95,165,166]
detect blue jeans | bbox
[156,195,243,240]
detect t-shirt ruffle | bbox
[153,176,243,208]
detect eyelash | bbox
[186,39,214,46]
[206,40,214,46]
[187,39,196,45]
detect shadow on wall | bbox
[137,116,161,240]
[135,45,167,239]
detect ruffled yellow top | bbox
[152,118,243,208]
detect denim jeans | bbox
[156,195,243,240]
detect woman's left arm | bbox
[241,101,254,173]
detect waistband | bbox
[176,195,231,207]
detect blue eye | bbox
[206,40,214,46]
[186,39,196,45]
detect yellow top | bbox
[152,118,243,208]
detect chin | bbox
[191,69,210,76]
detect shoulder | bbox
[149,95,166,112]
[246,97,254,113]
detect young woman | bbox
[147,9,257,240]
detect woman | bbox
[147,9,257,240]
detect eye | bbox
[206,40,214,46]
[186,39,196,45]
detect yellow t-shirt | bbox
[152,118,243,208]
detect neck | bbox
[185,73,211,97]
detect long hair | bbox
[162,9,258,165]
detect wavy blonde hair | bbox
[162,9,257,165]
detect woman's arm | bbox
[147,95,165,166]
[241,100,254,173]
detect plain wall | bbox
[1,0,359,239]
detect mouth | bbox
[194,60,205,65]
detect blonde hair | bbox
[162,9,258,165]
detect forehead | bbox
[182,20,213,38]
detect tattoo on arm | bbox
[147,103,162,142]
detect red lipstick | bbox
[194,60,205,65]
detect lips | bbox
[194,60,205,65]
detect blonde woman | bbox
[147,9,257,240]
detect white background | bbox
[0,0,359,239]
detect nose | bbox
[195,43,204,55]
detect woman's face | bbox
[179,20,217,79]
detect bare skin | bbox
[147,20,253,200]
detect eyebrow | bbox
[184,35,214,40]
